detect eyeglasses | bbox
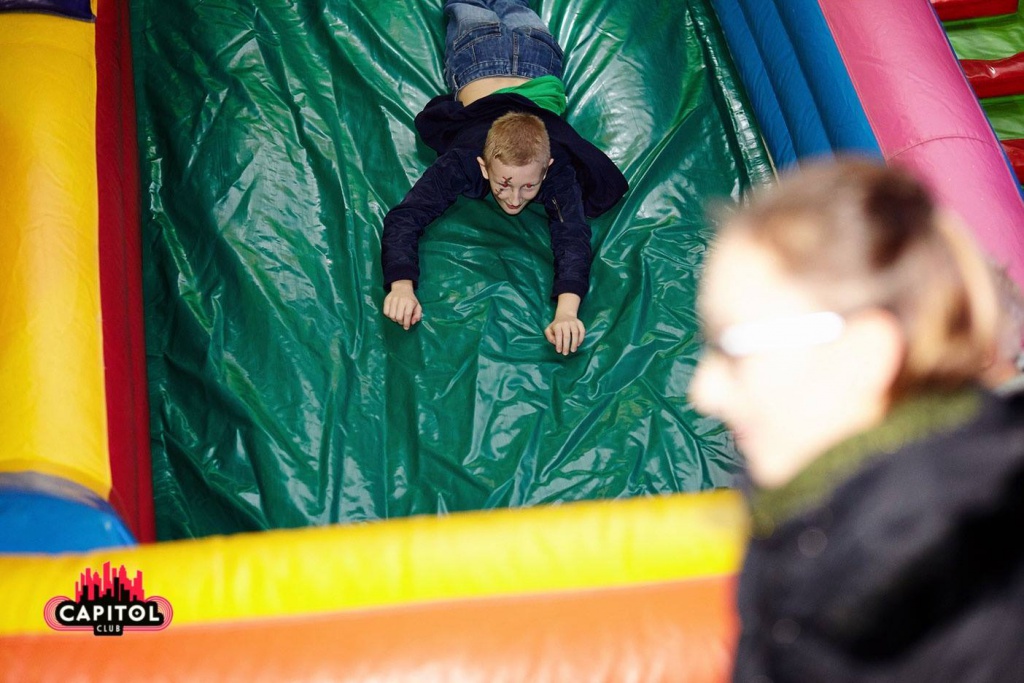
[703,311,847,359]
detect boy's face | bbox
[477,156,554,215]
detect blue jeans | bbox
[443,0,564,93]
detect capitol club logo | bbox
[44,562,173,636]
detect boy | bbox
[381,0,628,355]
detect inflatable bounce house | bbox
[1,0,1021,678]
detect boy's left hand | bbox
[545,293,585,355]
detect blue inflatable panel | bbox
[0,473,136,553]
[736,0,832,159]
[712,0,884,166]
[0,0,94,20]
[771,0,881,157]
[712,0,798,168]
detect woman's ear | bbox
[843,308,906,401]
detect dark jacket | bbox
[734,389,1024,682]
[381,92,628,299]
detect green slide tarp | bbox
[132,0,771,539]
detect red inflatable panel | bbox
[0,576,738,682]
[1003,139,1024,184]
[961,52,1024,99]
[96,0,155,544]
[931,0,1019,21]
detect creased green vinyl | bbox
[132,0,770,539]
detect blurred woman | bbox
[689,159,1024,682]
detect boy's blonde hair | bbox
[720,158,1000,400]
[482,112,550,167]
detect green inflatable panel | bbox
[132,0,772,539]
[944,4,1024,60]
[981,94,1024,140]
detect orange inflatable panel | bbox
[0,576,738,682]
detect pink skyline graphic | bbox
[75,562,146,603]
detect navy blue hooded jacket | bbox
[381,92,628,299]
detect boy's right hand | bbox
[383,280,422,330]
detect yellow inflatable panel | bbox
[0,490,746,635]
[0,10,108,495]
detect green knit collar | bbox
[749,389,982,537]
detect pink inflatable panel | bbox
[820,0,1024,286]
